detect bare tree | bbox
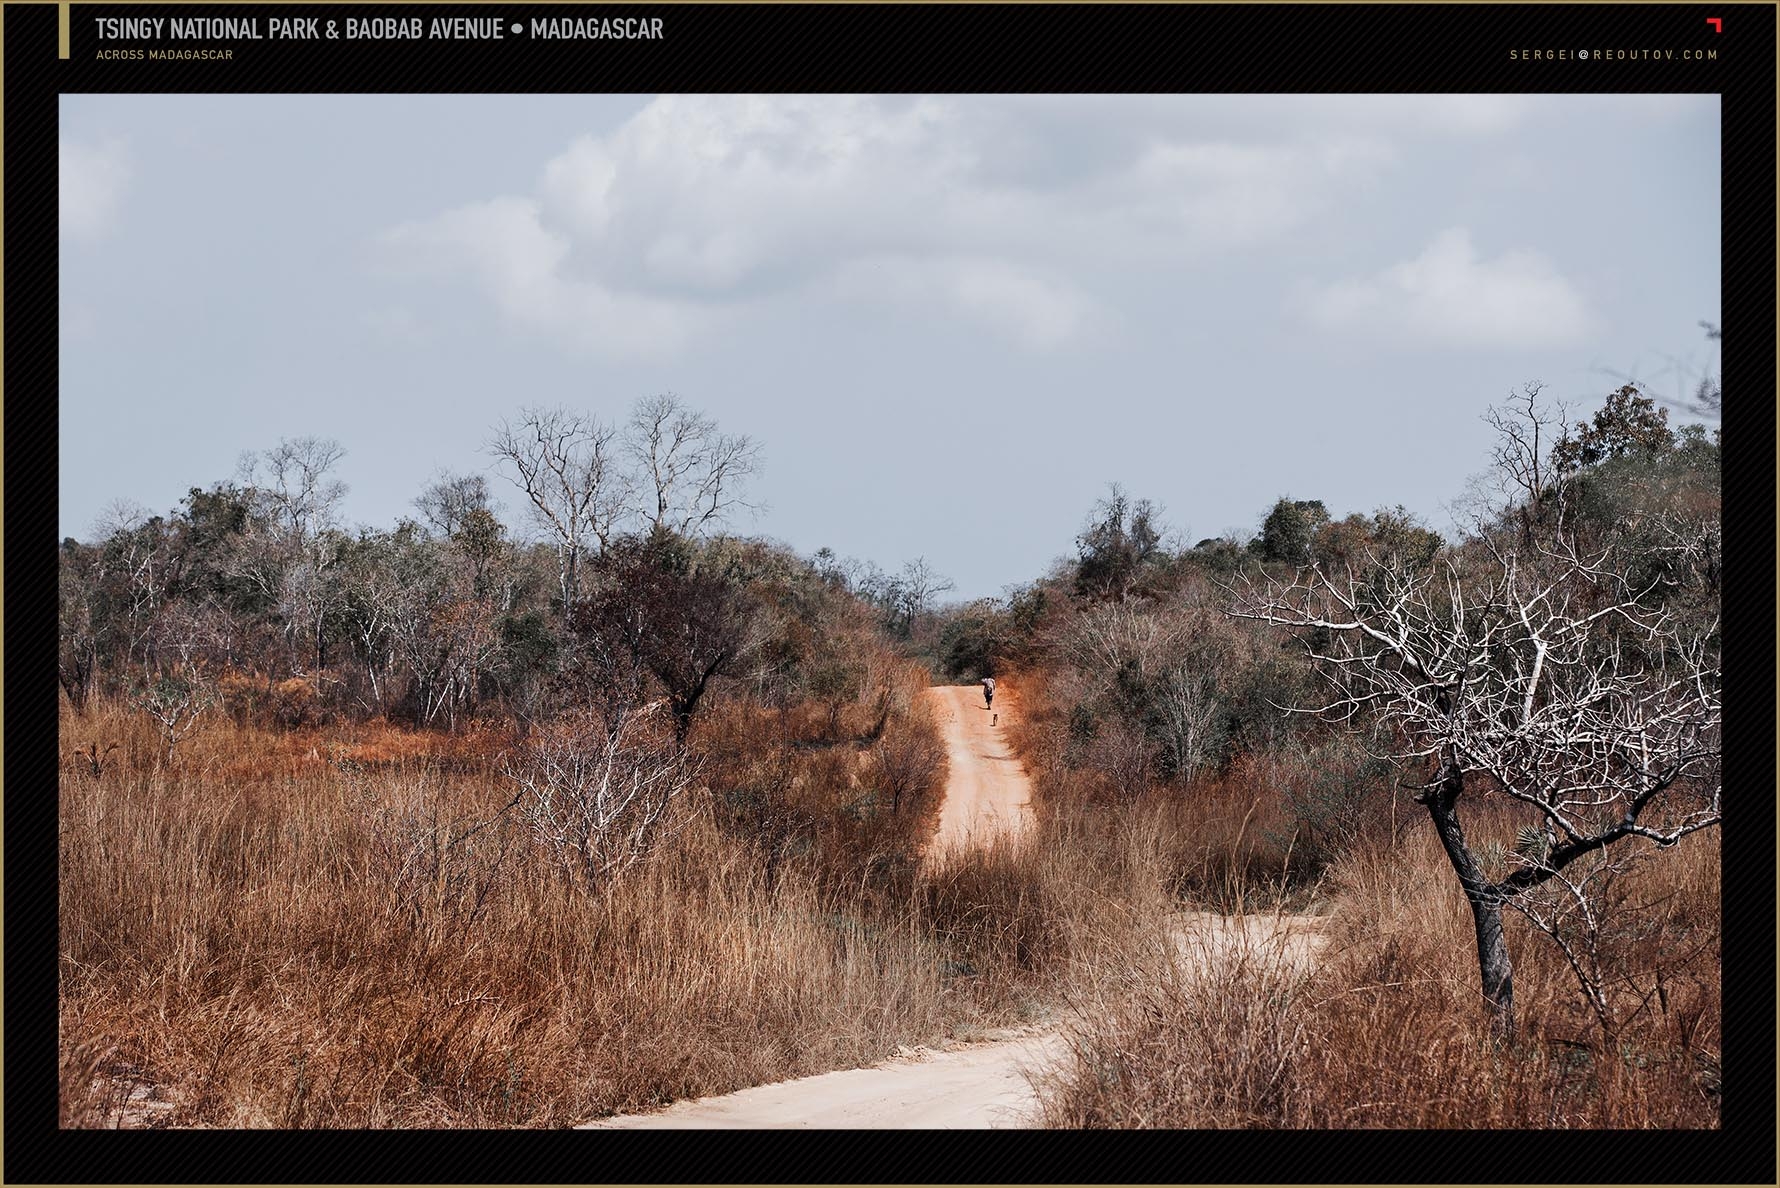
[59,548,99,713]
[131,668,217,767]
[1690,321,1722,417]
[489,407,625,613]
[234,439,351,670]
[414,470,494,539]
[1154,665,1222,782]
[870,725,944,817]
[151,599,232,672]
[244,437,348,542]
[277,528,348,671]
[1052,598,1182,697]
[503,702,698,893]
[897,557,955,622]
[1478,383,1572,544]
[625,393,762,538]
[93,501,176,670]
[1231,539,1720,1035]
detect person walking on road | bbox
[982,676,996,709]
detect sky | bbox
[59,93,1720,600]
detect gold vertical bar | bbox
[60,1,71,59]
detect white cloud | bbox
[1303,228,1598,349]
[379,95,1392,354]
[1113,137,1394,249]
[381,196,702,356]
[829,255,1096,349]
[60,139,129,242]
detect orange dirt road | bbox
[923,683,1035,864]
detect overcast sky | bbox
[59,93,1720,599]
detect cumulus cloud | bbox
[379,95,1391,354]
[381,196,703,356]
[60,139,129,242]
[1303,228,1598,349]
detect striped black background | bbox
[10,2,1773,1180]
[19,3,1777,91]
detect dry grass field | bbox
[59,663,1719,1129]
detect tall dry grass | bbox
[1005,670,1354,911]
[1002,665,1719,1128]
[63,660,1720,1130]
[1035,816,1720,1128]
[56,679,1046,1128]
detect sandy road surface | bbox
[924,683,1035,863]
[586,685,1323,1129]
[583,1028,1068,1129]
[585,910,1325,1130]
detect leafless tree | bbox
[1477,383,1573,544]
[373,538,500,731]
[131,668,217,767]
[1154,665,1222,782]
[93,500,176,670]
[59,550,99,713]
[1046,599,1230,787]
[243,437,348,542]
[1690,321,1722,417]
[1231,538,1719,1035]
[897,557,955,621]
[233,439,351,669]
[414,470,495,539]
[502,702,698,893]
[1053,599,1183,697]
[489,407,625,612]
[278,529,350,671]
[625,393,762,538]
[151,600,233,672]
[870,725,944,817]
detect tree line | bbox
[926,379,1721,1035]
[58,394,939,751]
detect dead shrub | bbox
[271,676,324,729]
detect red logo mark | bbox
[1705,17,1722,32]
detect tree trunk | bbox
[1424,762,1516,1036]
[59,653,94,713]
[1465,892,1515,1037]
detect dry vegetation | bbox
[59,383,1722,1131]
[1009,670,1721,1129]
[1036,829,1719,1128]
[60,672,998,1128]
[59,629,1720,1131]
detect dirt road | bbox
[583,1027,1068,1129]
[586,684,1322,1129]
[585,908,1325,1129]
[923,682,1035,863]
